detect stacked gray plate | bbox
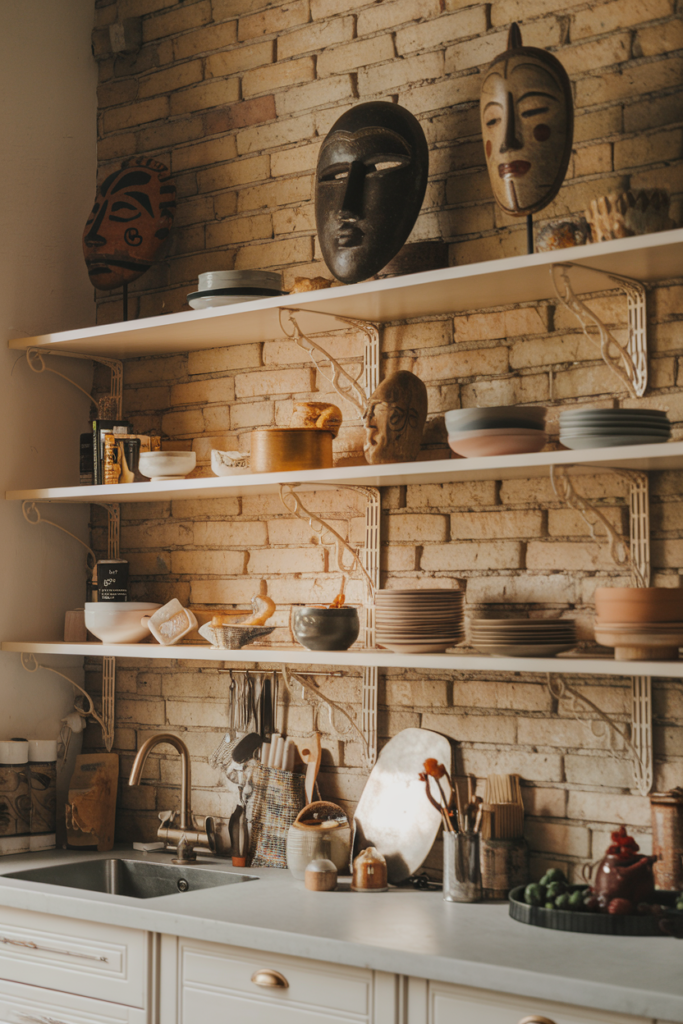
[559,408,671,450]
[375,588,465,653]
[445,406,547,458]
[468,617,577,658]
[188,270,283,309]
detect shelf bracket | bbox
[278,482,380,768]
[25,348,124,419]
[547,673,652,795]
[20,652,114,751]
[22,500,97,574]
[550,262,648,398]
[550,466,650,587]
[278,307,380,418]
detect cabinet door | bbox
[161,935,396,1024]
[425,982,653,1024]
[0,907,149,1008]
[0,976,148,1024]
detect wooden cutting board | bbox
[66,753,119,851]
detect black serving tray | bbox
[509,885,683,937]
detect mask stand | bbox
[526,214,533,254]
[122,282,128,322]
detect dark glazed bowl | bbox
[292,606,360,651]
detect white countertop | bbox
[0,848,680,1021]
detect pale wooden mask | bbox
[480,24,573,217]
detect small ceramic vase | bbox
[305,858,338,891]
[351,846,388,892]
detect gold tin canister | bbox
[250,428,334,474]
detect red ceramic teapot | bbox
[591,826,656,907]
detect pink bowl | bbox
[448,430,547,458]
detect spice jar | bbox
[351,846,388,892]
[650,788,683,891]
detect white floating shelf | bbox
[3,640,683,678]
[8,229,683,358]
[7,442,683,503]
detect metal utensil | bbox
[231,732,262,765]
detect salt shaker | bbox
[351,846,388,892]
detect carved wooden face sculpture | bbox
[83,157,176,290]
[480,24,573,217]
[363,371,428,465]
[316,102,429,284]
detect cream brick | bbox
[193,521,268,546]
[235,366,316,398]
[116,699,166,725]
[238,174,311,212]
[575,142,613,177]
[207,213,273,247]
[566,791,650,826]
[201,155,271,195]
[279,15,354,59]
[466,573,579,606]
[171,496,240,518]
[525,821,590,858]
[243,56,315,99]
[518,718,619,751]
[247,546,327,573]
[415,346,509,381]
[383,678,449,707]
[445,18,560,72]
[399,73,480,114]
[121,521,194,548]
[138,60,203,99]
[384,320,453,352]
[454,307,550,342]
[385,513,449,543]
[165,701,230,728]
[359,50,444,95]
[509,334,596,370]
[173,19,237,60]
[174,135,238,173]
[171,77,240,115]
[525,540,618,571]
[103,96,169,133]
[238,0,309,41]
[553,363,629,400]
[160,408,205,436]
[192,434,240,462]
[276,74,354,116]
[564,753,632,788]
[358,0,440,34]
[207,42,272,80]
[230,400,275,428]
[577,55,683,107]
[397,7,487,55]
[461,373,549,408]
[614,127,683,170]
[635,17,683,57]
[380,546,418,571]
[170,378,235,406]
[407,480,498,508]
[575,105,623,143]
[548,507,625,537]
[421,540,523,571]
[171,550,246,575]
[317,35,395,77]
[234,236,314,270]
[188,344,262,376]
[452,679,551,712]
[272,205,316,234]
[522,787,567,818]
[652,538,683,569]
[461,749,564,783]
[574,0,672,38]
[451,510,544,540]
[271,140,321,176]
[501,471,627,504]
[127,551,171,575]
[268,518,347,544]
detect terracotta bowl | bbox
[448,429,546,458]
[595,587,683,624]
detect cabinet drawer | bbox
[0,908,148,1008]
[0,977,148,1024]
[428,983,652,1024]
[179,938,371,1021]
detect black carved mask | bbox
[315,102,429,284]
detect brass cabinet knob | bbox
[518,1016,557,1024]
[251,969,289,989]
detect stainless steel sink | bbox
[5,858,257,899]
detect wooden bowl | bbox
[250,428,334,473]
[595,587,683,624]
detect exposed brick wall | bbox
[84,0,683,878]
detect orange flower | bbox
[423,758,445,779]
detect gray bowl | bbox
[292,607,360,651]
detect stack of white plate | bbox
[445,407,547,457]
[375,588,465,653]
[468,618,577,658]
[559,408,671,450]
[188,270,283,309]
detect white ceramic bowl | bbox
[85,602,161,644]
[138,450,196,481]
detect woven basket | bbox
[248,763,306,868]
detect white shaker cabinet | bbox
[159,934,398,1024]
[406,980,655,1024]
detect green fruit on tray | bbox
[554,892,571,910]
[524,883,546,906]
[544,901,556,910]
[676,898,683,910]
[569,889,586,911]
[545,881,567,900]
[542,869,567,884]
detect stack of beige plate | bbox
[468,618,577,658]
[594,587,683,661]
[375,589,464,653]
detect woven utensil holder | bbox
[248,763,306,868]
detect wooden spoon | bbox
[299,732,322,805]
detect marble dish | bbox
[139,450,196,481]
[85,602,161,644]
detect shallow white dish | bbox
[445,407,546,430]
[211,449,250,476]
[85,602,161,644]
[188,293,281,310]
[378,640,465,653]
[470,642,577,657]
[139,450,196,480]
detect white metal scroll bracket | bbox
[549,466,650,588]
[25,348,124,419]
[550,262,648,398]
[278,481,380,768]
[278,307,380,417]
[547,673,652,795]
[20,652,114,751]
